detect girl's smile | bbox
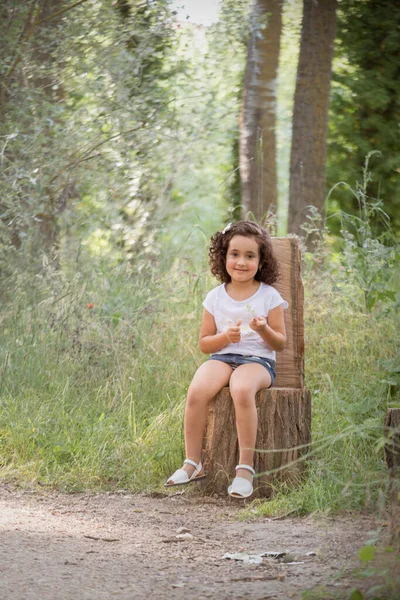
[225,235,260,284]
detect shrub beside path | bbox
[0,484,396,599]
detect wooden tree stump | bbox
[202,237,312,498]
[385,408,400,547]
[203,387,311,497]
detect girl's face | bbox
[225,235,260,284]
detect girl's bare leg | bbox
[177,360,232,479]
[229,363,272,482]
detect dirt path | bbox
[0,484,395,600]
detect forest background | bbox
[0,0,399,524]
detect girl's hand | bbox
[249,316,267,332]
[225,319,242,343]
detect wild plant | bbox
[251,161,399,517]
[328,152,398,312]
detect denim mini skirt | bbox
[208,353,276,385]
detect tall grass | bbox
[252,256,398,516]
[252,172,399,516]
[0,203,398,515]
[0,250,210,491]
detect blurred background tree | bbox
[288,0,337,237]
[326,0,400,235]
[1,0,399,277]
[1,0,187,273]
[239,0,283,221]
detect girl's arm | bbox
[249,304,286,351]
[199,309,241,354]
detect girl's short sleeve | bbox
[202,287,217,315]
[269,287,289,311]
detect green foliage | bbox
[301,541,399,600]
[0,0,246,277]
[328,153,399,312]
[217,0,251,44]
[347,531,400,600]
[327,0,400,234]
[247,186,399,517]
[349,590,364,600]
[0,243,212,490]
[358,546,376,563]
[0,0,179,272]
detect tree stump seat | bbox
[202,237,312,498]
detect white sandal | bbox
[228,464,255,499]
[164,459,206,487]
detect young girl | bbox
[165,221,288,498]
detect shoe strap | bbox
[184,459,201,470]
[235,464,255,475]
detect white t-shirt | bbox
[202,283,288,362]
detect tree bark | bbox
[271,237,304,389]
[288,0,337,238]
[240,0,283,221]
[203,387,311,498]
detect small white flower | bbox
[222,222,232,234]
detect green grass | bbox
[247,238,399,517]
[0,254,208,490]
[0,233,398,517]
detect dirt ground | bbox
[0,483,397,600]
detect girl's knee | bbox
[186,384,210,408]
[230,383,255,408]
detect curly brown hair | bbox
[209,221,280,285]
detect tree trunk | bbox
[240,0,283,221]
[203,387,311,498]
[271,238,304,389]
[288,0,337,238]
